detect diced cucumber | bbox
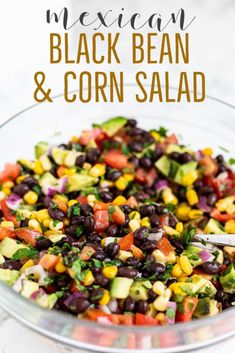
[110,277,133,299]
[0,238,28,259]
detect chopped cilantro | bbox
[75,144,83,152]
[12,247,38,260]
[182,225,196,246]
[229,158,235,166]
[108,205,116,214]
[72,259,87,282]
[166,307,175,319]
[72,204,80,216]
[16,212,25,221]
[157,126,168,137]
[219,146,229,153]
[92,259,102,268]
[121,144,130,156]
[32,185,41,195]
[164,204,177,213]
[51,203,58,210]
[53,220,60,227]
[75,225,83,237]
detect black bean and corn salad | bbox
[0,117,234,326]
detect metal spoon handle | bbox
[195,234,235,247]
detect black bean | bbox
[140,240,157,252]
[165,278,177,286]
[89,288,104,303]
[207,193,217,206]
[170,238,184,254]
[140,205,155,217]
[201,261,221,275]
[87,233,102,243]
[168,214,178,228]
[95,274,109,287]
[105,242,120,258]
[222,301,231,310]
[43,196,53,208]
[125,119,137,128]
[121,205,133,214]
[139,157,152,169]
[65,225,79,237]
[215,289,230,303]
[70,298,90,314]
[101,139,120,150]
[152,147,163,162]
[194,179,203,190]
[80,204,93,216]
[223,255,230,266]
[135,300,148,314]
[118,266,138,278]
[198,185,214,195]
[128,155,139,167]
[127,127,144,136]
[155,263,166,275]
[154,204,165,215]
[20,219,29,227]
[75,154,86,167]
[128,140,143,153]
[85,242,101,251]
[13,183,30,197]
[91,266,101,275]
[100,191,113,203]
[70,216,85,226]
[123,296,136,312]
[143,186,155,197]
[22,176,38,188]
[169,152,181,162]
[149,214,160,226]
[125,257,140,267]
[134,226,149,240]
[86,148,100,164]
[54,274,71,289]
[216,155,224,164]
[218,164,228,174]
[180,152,193,164]
[48,206,65,221]
[124,214,130,226]
[83,216,94,234]
[1,260,21,271]
[92,250,106,261]
[198,217,209,230]
[106,170,122,181]
[142,132,155,144]
[142,255,156,274]
[148,289,157,302]
[36,237,53,250]
[107,224,119,237]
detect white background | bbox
[0,1,235,352]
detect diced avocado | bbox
[0,254,5,265]
[204,219,225,235]
[116,250,132,262]
[155,155,180,179]
[21,279,39,298]
[166,144,193,155]
[64,150,79,167]
[39,172,58,188]
[169,160,180,179]
[35,141,49,158]
[67,173,98,193]
[129,280,152,301]
[0,238,28,259]
[110,277,133,299]
[18,159,35,170]
[220,264,235,293]
[174,161,197,185]
[193,298,219,318]
[101,117,127,137]
[0,269,19,286]
[36,293,58,309]
[51,147,69,165]
[173,275,216,298]
[182,246,203,267]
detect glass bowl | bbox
[0,84,235,352]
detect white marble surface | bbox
[0,0,235,352]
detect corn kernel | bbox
[16,175,29,184]
[176,222,184,234]
[179,255,193,275]
[162,188,178,205]
[24,191,38,205]
[2,188,11,196]
[68,199,78,208]
[87,194,96,206]
[63,218,70,226]
[140,217,151,228]
[202,147,213,156]
[34,159,44,175]
[188,209,203,220]
[20,259,34,273]
[102,265,118,279]
[172,264,183,277]
[152,281,165,296]
[83,162,92,170]
[166,252,177,264]
[2,181,14,189]
[115,176,128,191]
[49,220,64,231]
[0,191,6,201]
[176,203,191,221]
[28,219,42,233]
[55,259,67,273]
[123,173,134,182]
[182,171,198,187]
[129,219,140,232]
[44,230,62,236]
[113,195,127,205]
[129,211,140,220]
[36,209,50,223]
[99,289,110,306]
[39,155,52,171]
[150,130,161,142]
[0,221,14,228]
[43,219,51,228]
[164,288,172,299]
[186,189,199,206]
[225,220,235,234]
[155,313,166,323]
[163,226,180,237]
[152,249,166,264]
[70,135,79,143]
[216,196,235,213]
[83,270,95,286]
[153,295,169,311]
[54,194,68,204]
[89,163,106,177]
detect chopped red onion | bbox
[148,230,163,242]
[199,250,215,262]
[155,180,169,193]
[166,301,176,325]
[195,150,203,161]
[42,176,68,196]
[97,316,112,325]
[30,288,46,300]
[24,265,47,285]
[6,194,22,210]
[197,196,211,212]
[108,298,118,313]
[12,273,26,293]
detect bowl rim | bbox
[0,84,235,350]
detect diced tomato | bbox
[70,281,77,293]
[93,201,109,211]
[135,168,145,183]
[39,253,59,271]
[15,228,42,246]
[79,128,102,145]
[124,196,138,208]
[135,313,158,325]
[213,172,233,198]
[159,214,170,227]
[56,165,67,178]
[94,210,109,231]
[0,227,16,240]
[79,245,96,261]
[176,297,198,322]
[157,237,174,256]
[86,309,110,321]
[104,149,131,170]
[109,314,133,325]
[165,134,178,145]
[119,233,134,250]
[0,199,20,227]
[210,208,235,222]
[131,244,144,259]
[110,206,126,225]
[55,199,67,214]
[145,168,158,187]
[76,195,88,204]
[0,163,20,183]
[199,156,218,176]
